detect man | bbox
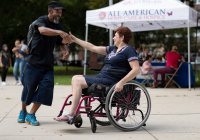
[17,1,70,126]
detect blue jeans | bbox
[21,63,54,106]
[13,58,26,81]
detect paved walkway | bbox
[0,76,200,140]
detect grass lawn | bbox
[3,66,99,75]
[54,75,73,85]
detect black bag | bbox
[83,83,110,96]
[27,16,48,52]
[27,20,37,52]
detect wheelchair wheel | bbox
[84,98,111,126]
[74,118,82,128]
[90,119,97,133]
[105,80,151,131]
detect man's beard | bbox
[52,14,59,24]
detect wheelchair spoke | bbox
[106,81,151,130]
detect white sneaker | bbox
[1,82,9,86]
[13,81,19,85]
[17,82,22,85]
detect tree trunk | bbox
[129,32,135,48]
[66,63,68,71]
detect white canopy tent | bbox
[84,0,198,90]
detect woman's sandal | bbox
[53,111,73,122]
[53,111,82,122]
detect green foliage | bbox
[135,28,196,53]
[0,0,197,56]
[180,0,196,7]
[0,0,121,54]
[0,0,51,49]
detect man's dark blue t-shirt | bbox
[26,15,64,70]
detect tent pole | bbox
[84,23,88,75]
[109,0,113,46]
[188,19,191,91]
[109,30,113,46]
[194,16,199,89]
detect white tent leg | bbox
[109,0,113,46]
[84,24,88,75]
[188,20,191,90]
[109,30,113,46]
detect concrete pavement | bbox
[0,76,200,140]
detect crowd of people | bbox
[139,45,185,88]
[0,39,28,86]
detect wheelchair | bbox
[57,68,151,133]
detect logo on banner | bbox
[123,0,162,5]
[99,12,106,20]
[167,11,173,16]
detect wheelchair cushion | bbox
[82,83,110,97]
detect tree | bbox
[0,0,51,50]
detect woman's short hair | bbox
[114,26,132,44]
[171,46,178,52]
[145,55,152,61]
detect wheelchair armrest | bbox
[107,68,129,73]
[89,68,102,71]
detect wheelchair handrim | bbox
[108,82,151,129]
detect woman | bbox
[0,44,12,85]
[12,39,27,85]
[54,26,140,121]
[152,46,185,88]
[142,55,153,74]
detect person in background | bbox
[136,47,141,58]
[142,55,153,74]
[139,47,156,61]
[0,44,12,85]
[12,39,26,85]
[152,46,185,88]
[20,40,29,57]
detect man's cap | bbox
[2,44,7,49]
[48,1,65,11]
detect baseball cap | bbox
[48,1,65,11]
[2,44,7,49]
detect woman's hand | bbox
[69,32,76,43]
[62,32,76,44]
[60,31,71,44]
[114,82,124,92]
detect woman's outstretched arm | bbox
[68,32,107,56]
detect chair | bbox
[164,62,183,88]
[140,67,153,86]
